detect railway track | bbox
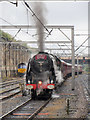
[0,85,20,95]
[0,79,24,88]
[0,87,21,101]
[77,74,90,119]
[1,98,51,120]
[82,75,90,119]
[0,79,25,101]
[83,81,90,97]
[81,74,90,97]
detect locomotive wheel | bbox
[31,89,37,100]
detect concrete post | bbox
[71,27,75,91]
[77,55,79,76]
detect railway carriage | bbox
[61,60,72,79]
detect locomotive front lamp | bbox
[38,81,42,85]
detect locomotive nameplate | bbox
[35,54,47,60]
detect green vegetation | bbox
[0,30,29,48]
[0,30,16,42]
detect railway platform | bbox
[36,73,89,119]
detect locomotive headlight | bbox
[47,84,54,89]
[38,81,42,85]
[51,80,53,83]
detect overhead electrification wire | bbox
[7,0,18,7]
[0,17,49,42]
[58,28,71,41]
[44,29,53,40]
[12,28,21,39]
[32,32,48,37]
[0,17,34,38]
[0,17,22,39]
[0,17,15,27]
[22,2,49,38]
[58,28,71,51]
[78,46,88,54]
[75,36,90,52]
[75,34,90,36]
[57,43,68,56]
[23,0,50,34]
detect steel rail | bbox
[0,82,20,88]
[0,98,32,120]
[0,90,21,101]
[0,79,24,88]
[1,97,51,120]
[83,80,90,96]
[0,79,23,85]
[0,86,20,95]
[27,98,52,120]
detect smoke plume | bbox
[33,2,47,52]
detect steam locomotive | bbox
[26,52,82,99]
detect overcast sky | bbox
[0,1,88,28]
[0,1,89,55]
